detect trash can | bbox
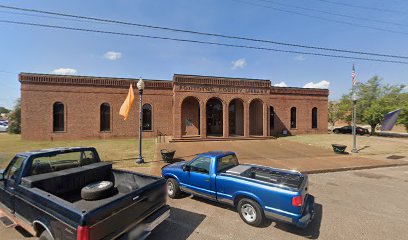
[331,144,347,154]
[160,149,176,163]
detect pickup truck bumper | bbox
[294,194,315,228]
[264,194,315,229]
[118,205,170,240]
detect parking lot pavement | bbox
[2,166,408,240]
[148,166,408,240]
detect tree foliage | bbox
[330,76,407,134]
[0,106,10,114]
[8,99,21,134]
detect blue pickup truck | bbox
[162,151,314,228]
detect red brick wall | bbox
[21,83,173,140]
[20,73,329,140]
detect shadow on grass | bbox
[147,207,206,240]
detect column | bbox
[263,102,268,137]
[223,102,229,138]
[244,102,250,137]
[200,101,207,138]
[173,98,181,139]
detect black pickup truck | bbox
[0,147,169,240]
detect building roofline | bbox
[271,86,329,92]
[173,73,271,82]
[19,72,170,82]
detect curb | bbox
[302,162,408,174]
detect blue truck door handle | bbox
[204,178,210,182]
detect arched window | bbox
[53,102,64,132]
[312,107,318,129]
[142,104,152,131]
[290,107,297,129]
[100,103,111,131]
[269,106,275,130]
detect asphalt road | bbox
[2,166,408,240]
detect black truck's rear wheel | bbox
[81,181,114,200]
[237,198,264,227]
[166,178,181,199]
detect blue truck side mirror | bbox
[182,164,190,172]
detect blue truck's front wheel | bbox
[237,198,265,227]
[166,178,181,199]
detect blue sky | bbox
[1,0,408,109]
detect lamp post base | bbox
[136,156,144,164]
[351,148,359,153]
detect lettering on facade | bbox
[175,84,269,94]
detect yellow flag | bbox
[119,84,135,120]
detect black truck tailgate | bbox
[85,178,167,240]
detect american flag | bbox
[352,64,357,86]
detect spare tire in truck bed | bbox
[81,181,114,200]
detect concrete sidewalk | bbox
[149,139,408,175]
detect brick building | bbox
[19,73,329,141]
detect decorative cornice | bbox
[270,86,329,96]
[173,74,271,88]
[18,73,329,96]
[19,73,173,89]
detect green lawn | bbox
[285,133,408,156]
[0,133,156,168]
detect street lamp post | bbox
[136,77,145,164]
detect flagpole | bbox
[351,65,358,153]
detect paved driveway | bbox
[153,139,408,175]
[148,166,408,240]
[2,166,408,240]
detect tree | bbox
[399,107,408,132]
[8,99,21,134]
[0,106,10,114]
[398,93,408,132]
[328,101,339,128]
[337,94,353,124]
[356,76,406,134]
[336,76,406,134]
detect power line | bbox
[255,0,408,27]
[0,4,407,60]
[0,9,107,25]
[1,19,407,64]
[312,0,408,15]
[231,0,408,36]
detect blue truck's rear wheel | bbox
[237,198,264,227]
[166,178,181,198]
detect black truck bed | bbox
[21,162,161,212]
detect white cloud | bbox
[303,80,330,89]
[51,68,77,75]
[231,58,246,69]
[104,51,122,60]
[274,81,288,87]
[294,55,306,61]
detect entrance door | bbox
[206,98,223,136]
